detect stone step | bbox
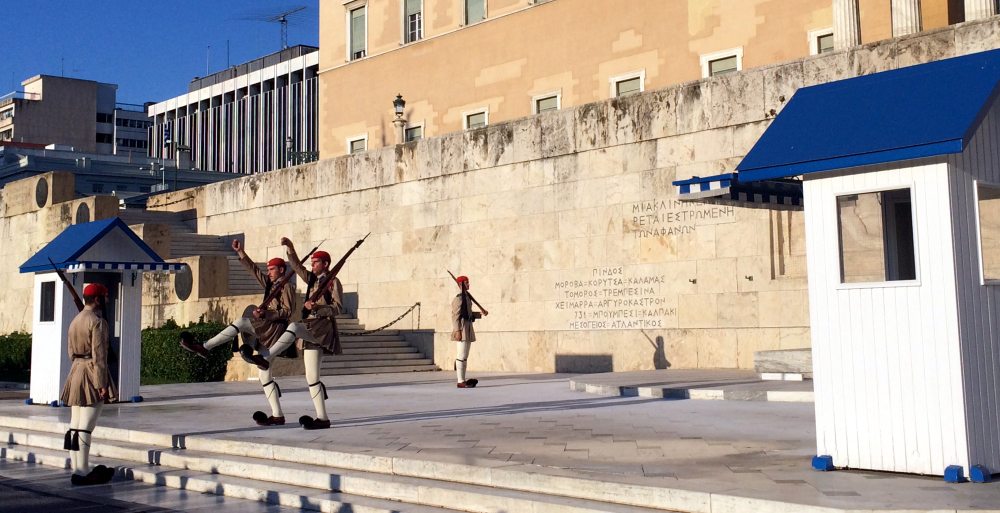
[341,346,420,355]
[338,334,406,342]
[321,364,440,375]
[321,358,434,369]
[337,340,411,349]
[1,426,670,513]
[0,442,460,513]
[336,352,427,362]
[754,348,813,379]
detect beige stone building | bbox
[317,0,984,157]
[3,8,1000,380]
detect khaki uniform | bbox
[287,246,342,355]
[451,293,478,342]
[239,251,295,349]
[61,308,118,406]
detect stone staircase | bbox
[0,416,677,513]
[118,210,271,296]
[328,315,437,375]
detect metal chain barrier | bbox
[339,302,421,336]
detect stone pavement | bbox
[568,369,814,402]
[1,370,998,512]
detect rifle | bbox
[253,239,325,314]
[48,257,84,312]
[304,233,370,308]
[447,270,489,316]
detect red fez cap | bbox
[456,275,469,284]
[311,251,331,263]
[267,257,286,268]
[83,283,108,297]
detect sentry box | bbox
[19,217,187,405]
[676,49,1000,479]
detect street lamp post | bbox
[392,94,407,144]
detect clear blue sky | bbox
[7,0,319,105]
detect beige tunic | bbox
[451,293,478,342]
[287,246,343,355]
[60,307,118,406]
[239,251,295,349]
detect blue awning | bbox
[20,217,185,274]
[737,48,1000,182]
[674,172,803,206]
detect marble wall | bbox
[4,16,999,375]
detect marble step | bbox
[320,364,440,375]
[753,348,813,379]
[341,346,420,355]
[339,334,407,342]
[335,352,427,362]
[337,340,411,348]
[321,358,434,369]
[1,427,673,513]
[0,442,460,513]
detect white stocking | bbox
[259,367,283,417]
[259,326,297,362]
[204,317,256,350]
[304,349,328,421]
[70,403,102,475]
[456,341,471,383]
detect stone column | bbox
[964,0,998,21]
[891,0,923,37]
[833,0,862,50]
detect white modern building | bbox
[148,45,319,174]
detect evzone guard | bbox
[449,272,488,388]
[61,282,117,485]
[280,236,362,430]
[180,239,297,426]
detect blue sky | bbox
[7,0,319,105]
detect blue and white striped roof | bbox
[673,172,803,206]
[20,217,186,274]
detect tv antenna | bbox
[242,6,308,50]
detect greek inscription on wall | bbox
[553,266,675,330]
[630,199,736,238]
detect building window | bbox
[809,28,835,55]
[464,110,488,130]
[610,72,644,98]
[92,183,105,193]
[348,136,367,154]
[0,128,11,141]
[96,113,114,123]
[533,93,560,114]
[405,0,422,43]
[700,48,743,78]
[96,133,113,144]
[837,188,916,284]
[976,182,1000,283]
[465,0,485,24]
[0,108,13,121]
[404,125,423,142]
[40,281,55,322]
[349,5,367,60]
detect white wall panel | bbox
[806,158,968,475]
[948,96,1000,473]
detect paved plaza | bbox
[1,370,998,512]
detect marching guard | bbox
[280,237,345,430]
[180,239,296,426]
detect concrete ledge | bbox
[569,369,814,403]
